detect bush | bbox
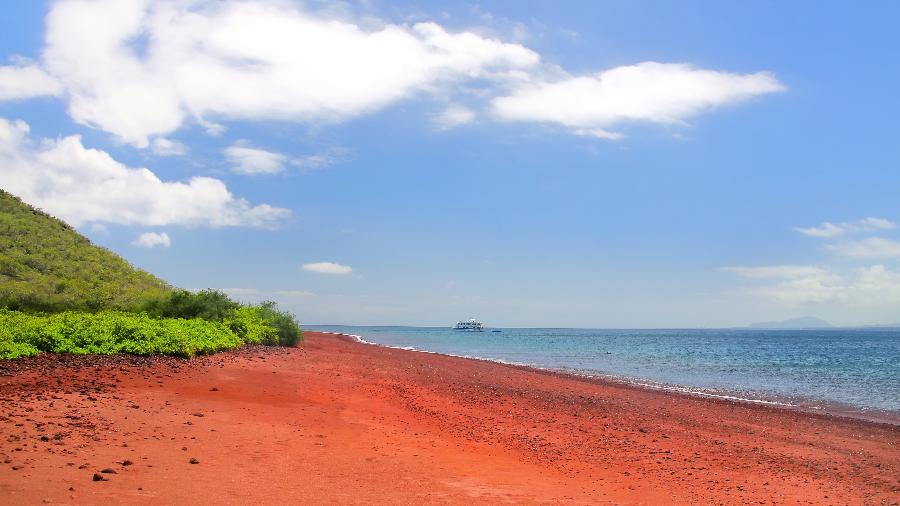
[143,289,239,321]
[225,306,278,345]
[0,310,244,359]
[253,301,303,347]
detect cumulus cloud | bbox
[132,231,171,248]
[0,61,63,101]
[492,62,784,139]
[725,264,900,305]
[40,0,539,146]
[225,142,287,175]
[302,262,353,275]
[0,117,289,228]
[431,105,476,130]
[794,217,895,238]
[150,137,187,156]
[827,237,900,259]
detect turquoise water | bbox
[308,325,900,417]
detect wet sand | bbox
[0,331,897,504]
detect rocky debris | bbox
[92,473,107,482]
[100,468,117,474]
[189,457,199,464]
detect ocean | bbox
[307,325,900,418]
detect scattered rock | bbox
[92,473,108,482]
[189,458,199,464]
[210,387,219,392]
[100,468,117,474]
[121,459,134,466]
[192,413,204,417]
[11,464,24,470]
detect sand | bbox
[0,331,897,504]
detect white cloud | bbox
[0,61,63,101]
[827,237,900,259]
[221,287,259,296]
[225,142,287,175]
[40,0,539,146]
[132,231,171,248]
[725,264,900,305]
[302,262,353,275]
[150,137,187,156]
[0,117,289,228]
[722,265,827,280]
[794,217,895,238]
[290,147,349,172]
[220,288,313,298]
[492,62,784,139]
[431,105,476,130]
[273,290,315,297]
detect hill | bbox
[0,190,171,312]
[745,316,832,330]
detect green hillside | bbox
[0,190,172,312]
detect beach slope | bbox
[1,331,897,504]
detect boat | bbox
[490,329,502,333]
[453,318,485,331]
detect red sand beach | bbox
[1,331,897,504]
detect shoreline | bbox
[324,330,900,427]
[1,331,897,504]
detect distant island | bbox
[744,316,832,329]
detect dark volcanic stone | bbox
[100,467,117,474]
[92,473,108,482]
[189,458,199,464]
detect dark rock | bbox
[100,468,117,474]
[92,473,107,482]
[189,458,199,464]
[192,413,204,417]
[121,459,133,466]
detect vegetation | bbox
[142,289,303,347]
[0,310,242,359]
[0,190,303,359]
[0,190,171,312]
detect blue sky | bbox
[1,1,898,327]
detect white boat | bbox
[453,318,485,331]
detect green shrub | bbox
[253,301,302,347]
[143,289,239,321]
[225,306,278,345]
[0,310,244,359]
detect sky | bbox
[0,0,898,328]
